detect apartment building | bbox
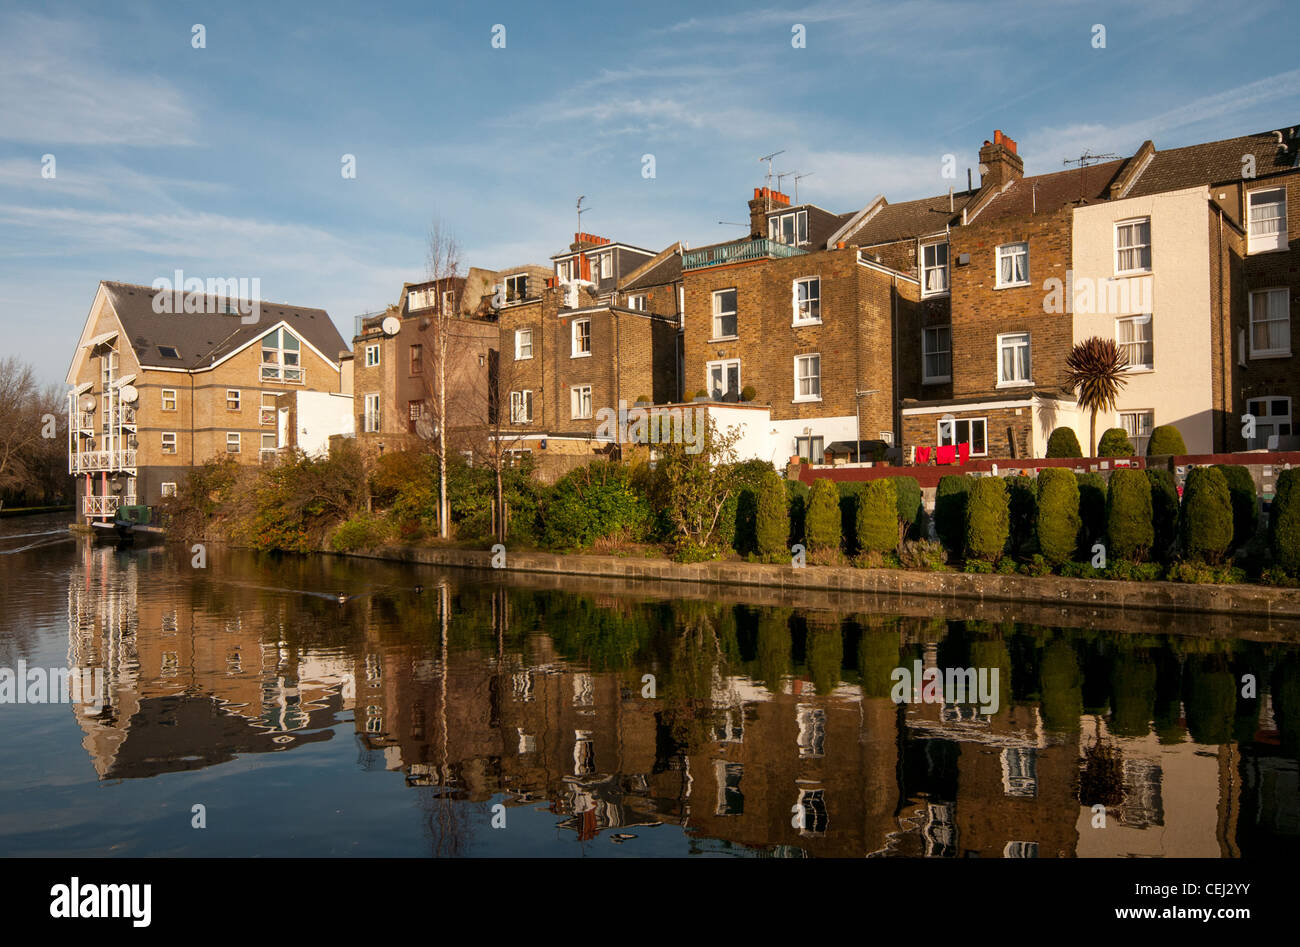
[65,281,351,521]
[352,276,501,461]
[497,254,679,479]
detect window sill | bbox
[996,380,1034,389]
[515,354,533,361]
[921,290,950,299]
[792,397,823,404]
[792,319,823,327]
[1246,243,1289,255]
[922,376,951,385]
[708,336,739,344]
[1249,350,1292,360]
[994,282,1031,290]
[571,352,592,359]
[1122,366,1155,374]
[1114,269,1152,279]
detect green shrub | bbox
[754,471,789,559]
[719,459,774,552]
[541,462,649,550]
[1097,428,1135,457]
[1146,468,1179,560]
[856,479,899,555]
[740,385,756,402]
[1213,464,1259,552]
[1036,468,1082,566]
[1147,425,1187,456]
[1272,468,1300,573]
[934,475,971,556]
[785,479,809,545]
[1076,472,1107,553]
[837,481,864,553]
[804,478,842,553]
[1007,476,1037,557]
[1179,466,1233,564]
[965,477,1010,562]
[898,538,947,570]
[1046,427,1083,458]
[889,476,922,540]
[1106,468,1154,561]
[330,511,392,552]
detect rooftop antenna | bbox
[758,150,785,209]
[576,195,591,240]
[1063,150,1119,201]
[718,221,749,227]
[776,170,796,195]
[793,171,814,204]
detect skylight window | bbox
[157,345,180,359]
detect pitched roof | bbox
[972,159,1127,222]
[1124,127,1300,198]
[621,243,683,291]
[101,281,348,370]
[844,190,976,246]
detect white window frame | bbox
[363,393,381,433]
[1118,409,1154,456]
[571,317,591,357]
[589,252,610,280]
[1245,396,1292,449]
[995,242,1030,288]
[570,385,592,420]
[937,417,988,457]
[556,260,572,281]
[1247,187,1288,253]
[706,359,741,399]
[504,273,528,301]
[628,294,646,311]
[515,327,533,360]
[226,388,241,411]
[997,331,1032,387]
[1115,314,1154,371]
[794,435,824,464]
[160,482,177,498]
[793,354,821,402]
[161,388,177,411]
[792,277,821,324]
[510,390,533,424]
[364,343,380,367]
[1249,287,1291,358]
[441,289,455,314]
[161,432,177,454]
[921,241,949,297]
[711,289,738,340]
[226,432,241,454]
[922,326,951,384]
[1114,217,1152,275]
[769,209,809,247]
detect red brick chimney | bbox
[749,186,790,238]
[570,232,610,252]
[978,129,1024,189]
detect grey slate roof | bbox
[847,190,977,246]
[1125,127,1299,198]
[621,252,682,291]
[102,281,348,369]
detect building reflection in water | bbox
[63,539,1300,857]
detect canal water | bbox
[1,512,1296,857]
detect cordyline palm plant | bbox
[1066,336,1129,457]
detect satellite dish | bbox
[381,316,401,336]
[81,397,96,411]
[119,385,138,403]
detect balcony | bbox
[83,495,137,516]
[682,237,807,271]
[260,364,305,384]
[73,450,137,473]
[259,406,277,425]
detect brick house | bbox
[66,281,351,521]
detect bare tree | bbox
[0,356,65,502]
[422,221,463,539]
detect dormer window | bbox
[589,252,610,280]
[557,260,573,281]
[769,210,808,246]
[504,274,528,302]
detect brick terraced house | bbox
[66,281,351,522]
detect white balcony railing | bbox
[83,495,137,516]
[260,364,305,384]
[73,449,137,473]
[260,448,280,464]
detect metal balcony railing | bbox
[83,495,137,516]
[260,364,305,383]
[73,450,137,473]
[682,237,807,271]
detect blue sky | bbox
[2,0,1298,384]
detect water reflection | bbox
[6,529,1300,857]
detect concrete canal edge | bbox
[341,544,1300,623]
